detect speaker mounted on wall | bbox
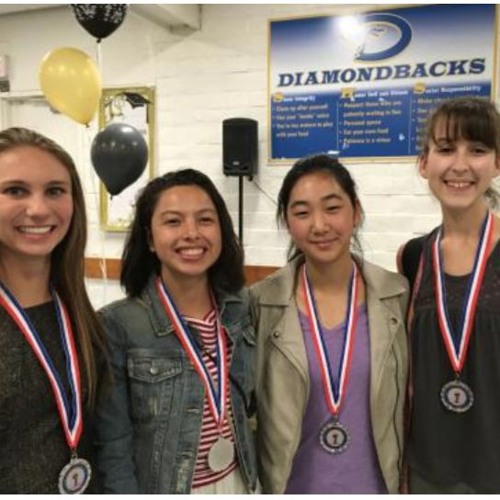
[222,118,258,177]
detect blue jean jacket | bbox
[95,275,258,493]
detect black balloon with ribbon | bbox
[91,123,148,196]
[71,5,128,43]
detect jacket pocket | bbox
[127,353,183,422]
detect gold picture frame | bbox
[98,86,155,231]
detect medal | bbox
[440,379,474,413]
[320,418,350,454]
[207,436,235,472]
[432,211,494,413]
[301,263,359,454]
[0,284,90,493]
[58,456,92,494]
[156,277,234,472]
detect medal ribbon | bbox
[0,283,82,449]
[155,277,228,427]
[432,211,494,373]
[301,263,360,416]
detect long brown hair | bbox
[0,127,106,405]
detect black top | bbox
[0,301,99,493]
[408,229,500,493]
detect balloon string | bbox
[96,42,102,73]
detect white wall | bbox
[0,4,486,308]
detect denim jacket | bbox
[95,275,258,493]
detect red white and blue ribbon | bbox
[155,276,228,428]
[432,211,494,373]
[0,283,82,450]
[301,263,360,416]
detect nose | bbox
[311,211,328,233]
[25,194,51,218]
[183,218,200,239]
[451,147,470,173]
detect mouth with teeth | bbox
[444,180,475,189]
[18,225,54,235]
[176,247,206,258]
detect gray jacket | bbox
[95,274,258,493]
[250,258,409,493]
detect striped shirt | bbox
[185,309,238,489]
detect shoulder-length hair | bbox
[121,168,245,297]
[0,127,106,405]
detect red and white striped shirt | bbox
[185,309,238,489]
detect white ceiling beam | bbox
[131,4,200,31]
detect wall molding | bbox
[85,258,278,285]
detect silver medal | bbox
[207,436,235,472]
[440,379,474,413]
[320,419,350,454]
[58,457,92,494]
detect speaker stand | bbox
[238,176,244,244]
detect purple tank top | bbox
[285,305,387,494]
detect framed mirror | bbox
[98,86,155,231]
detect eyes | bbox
[160,214,218,227]
[290,204,342,219]
[434,141,493,156]
[2,184,69,198]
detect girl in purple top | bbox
[251,154,409,493]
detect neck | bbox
[441,203,489,239]
[161,270,213,319]
[0,256,51,307]
[304,253,355,293]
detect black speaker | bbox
[223,118,258,177]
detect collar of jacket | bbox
[256,256,407,307]
[252,255,408,417]
[139,273,246,340]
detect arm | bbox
[94,311,139,493]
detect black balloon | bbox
[91,123,148,196]
[71,5,127,42]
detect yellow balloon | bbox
[39,47,102,126]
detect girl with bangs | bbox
[398,97,500,493]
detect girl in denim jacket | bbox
[95,169,258,493]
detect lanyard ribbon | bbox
[155,276,228,427]
[432,211,494,373]
[0,283,82,450]
[301,264,360,416]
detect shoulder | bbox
[360,260,409,298]
[250,260,297,306]
[219,287,251,318]
[98,295,151,339]
[99,296,146,321]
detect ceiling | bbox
[0,4,201,30]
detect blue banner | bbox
[269,4,496,160]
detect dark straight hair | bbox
[277,153,365,262]
[121,168,245,297]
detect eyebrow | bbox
[0,179,71,187]
[289,192,343,208]
[157,207,217,216]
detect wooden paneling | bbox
[84,258,278,285]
